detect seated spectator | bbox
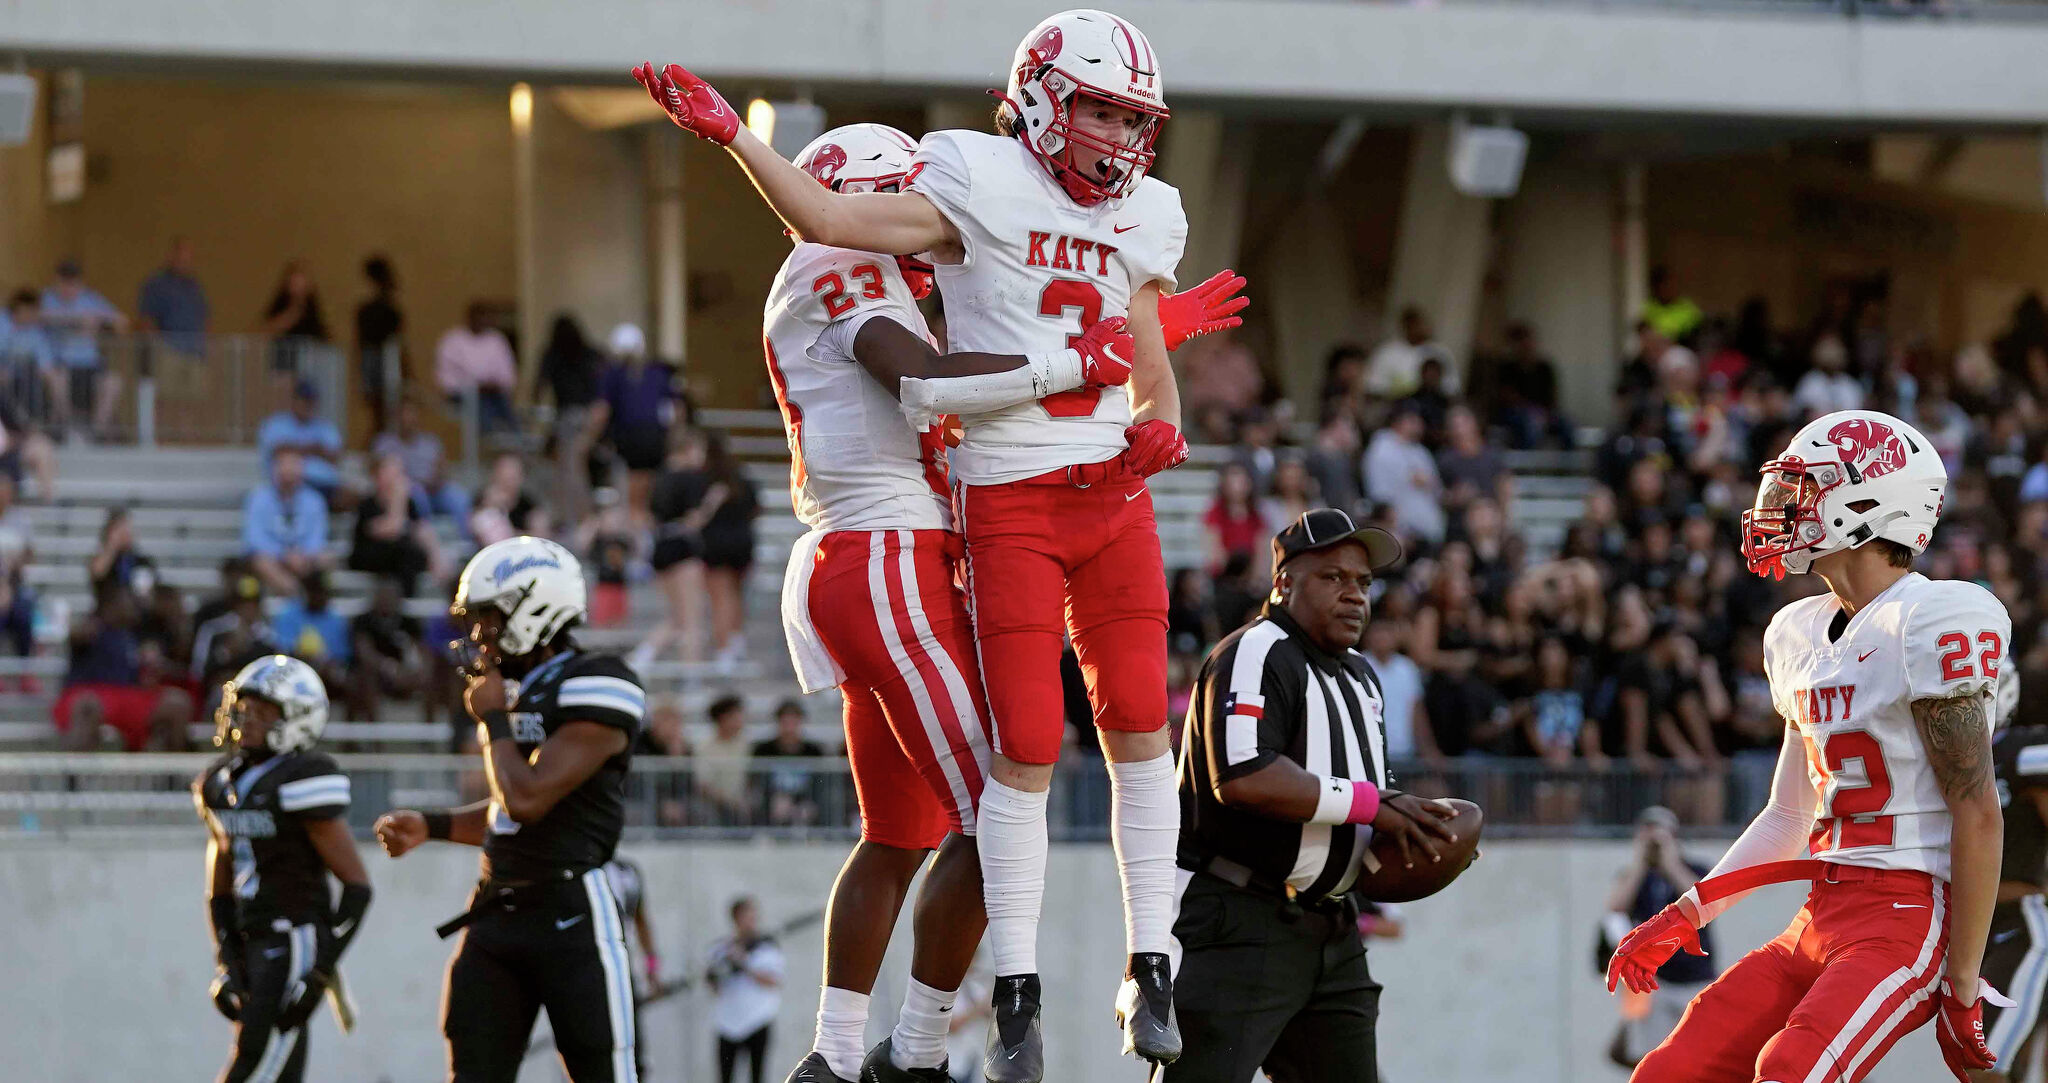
[373,397,470,525]
[1365,616,1438,768]
[347,577,425,724]
[89,506,154,598]
[1260,455,1319,539]
[586,323,682,530]
[752,700,827,826]
[1489,322,1570,449]
[1365,306,1456,399]
[1437,405,1511,510]
[1305,416,1365,517]
[257,379,345,498]
[242,448,330,598]
[1202,463,1267,579]
[349,453,447,595]
[637,696,693,826]
[136,581,193,679]
[696,694,755,825]
[1791,334,1862,418]
[470,451,543,546]
[272,571,351,689]
[40,259,128,441]
[191,572,278,697]
[435,301,519,435]
[1167,568,1222,660]
[54,583,194,751]
[1520,636,1599,767]
[1317,343,1369,427]
[1364,405,1446,546]
[1640,266,1703,345]
[1401,357,1454,445]
[1912,379,1973,477]
[2,289,58,426]
[1232,408,1280,492]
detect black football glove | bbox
[275,966,332,1032]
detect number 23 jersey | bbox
[1764,571,2011,881]
[908,129,1187,486]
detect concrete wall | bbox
[0,835,1954,1083]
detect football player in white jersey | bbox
[1609,410,2011,1083]
[636,11,1233,1078]
[759,123,1228,1083]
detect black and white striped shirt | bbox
[1177,603,1389,901]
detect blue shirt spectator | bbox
[136,238,210,355]
[257,380,344,493]
[272,575,352,666]
[596,347,682,471]
[40,260,125,370]
[242,450,329,597]
[0,292,57,374]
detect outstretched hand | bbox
[633,62,741,147]
[1158,269,1249,352]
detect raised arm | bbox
[634,62,956,256]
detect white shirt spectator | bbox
[1911,398,1973,477]
[1363,421,1446,544]
[1368,648,1426,761]
[434,325,517,397]
[1791,369,1863,419]
[1363,338,1457,399]
[707,935,786,1040]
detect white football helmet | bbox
[998,8,1169,205]
[218,654,329,754]
[793,123,934,298]
[453,536,588,659]
[1741,410,1947,580]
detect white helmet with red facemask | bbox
[1741,409,1947,580]
[999,8,1169,206]
[792,123,935,299]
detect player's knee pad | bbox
[1754,1023,1834,1083]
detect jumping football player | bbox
[375,536,645,1083]
[762,122,1235,1083]
[196,654,373,1083]
[637,10,1206,1076]
[1982,668,2048,1081]
[1609,409,2011,1082]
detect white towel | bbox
[780,529,845,694]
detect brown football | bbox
[1351,798,1484,903]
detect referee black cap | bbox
[1272,508,1404,575]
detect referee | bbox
[1167,508,1456,1083]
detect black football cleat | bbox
[982,973,1045,1083]
[859,1037,951,1082]
[785,1051,855,1083]
[1115,952,1181,1067]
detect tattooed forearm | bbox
[1912,690,1993,804]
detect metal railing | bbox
[0,753,1769,841]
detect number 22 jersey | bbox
[1763,572,2011,881]
[908,129,1188,486]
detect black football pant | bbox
[1165,873,1382,1083]
[220,923,319,1083]
[442,868,638,1083]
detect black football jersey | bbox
[482,650,644,881]
[192,750,350,933]
[1995,724,2048,887]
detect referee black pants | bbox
[220,923,319,1083]
[1165,873,1381,1083]
[442,868,638,1083]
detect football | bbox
[1352,798,1485,903]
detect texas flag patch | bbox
[1223,691,1264,765]
[1223,692,1264,721]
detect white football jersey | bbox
[762,243,952,533]
[1763,572,2012,881]
[908,129,1188,486]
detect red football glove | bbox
[1605,902,1706,995]
[1120,419,1190,478]
[1935,979,2015,1081]
[1073,317,1135,388]
[632,62,741,146]
[1158,269,1250,352]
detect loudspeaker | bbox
[1447,120,1527,199]
[0,74,37,147]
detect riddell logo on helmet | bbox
[1825,418,1908,480]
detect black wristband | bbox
[480,709,513,743]
[422,810,453,841]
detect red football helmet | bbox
[792,123,935,298]
[997,9,1170,206]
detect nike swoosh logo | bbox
[332,919,356,939]
[1006,1048,1023,1061]
[556,914,587,930]
[1892,903,1927,910]
[1113,223,1138,234]
[1858,649,1879,662]
[1124,492,1142,501]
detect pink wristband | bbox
[1347,784,1382,825]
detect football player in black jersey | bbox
[195,654,373,1083]
[1985,668,2048,1081]
[374,536,645,1083]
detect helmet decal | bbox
[1027,24,1064,68]
[801,143,847,187]
[1824,417,1908,481]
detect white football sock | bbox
[1109,752,1180,957]
[890,977,956,1070]
[978,778,1050,976]
[813,986,870,1079]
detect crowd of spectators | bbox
[1173,272,2048,826]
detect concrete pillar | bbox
[648,128,687,364]
[510,82,539,398]
[1155,110,1247,283]
[1500,155,1620,427]
[1385,122,1494,382]
[1619,159,1648,345]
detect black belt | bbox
[435,868,586,939]
[1188,854,1353,915]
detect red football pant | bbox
[956,467,1169,766]
[1634,865,1950,1083]
[808,529,991,850]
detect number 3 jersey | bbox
[763,242,952,533]
[482,649,644,881]
[1764,571,2011,881]
[908,129,1188,485]
[193,750,350,933]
